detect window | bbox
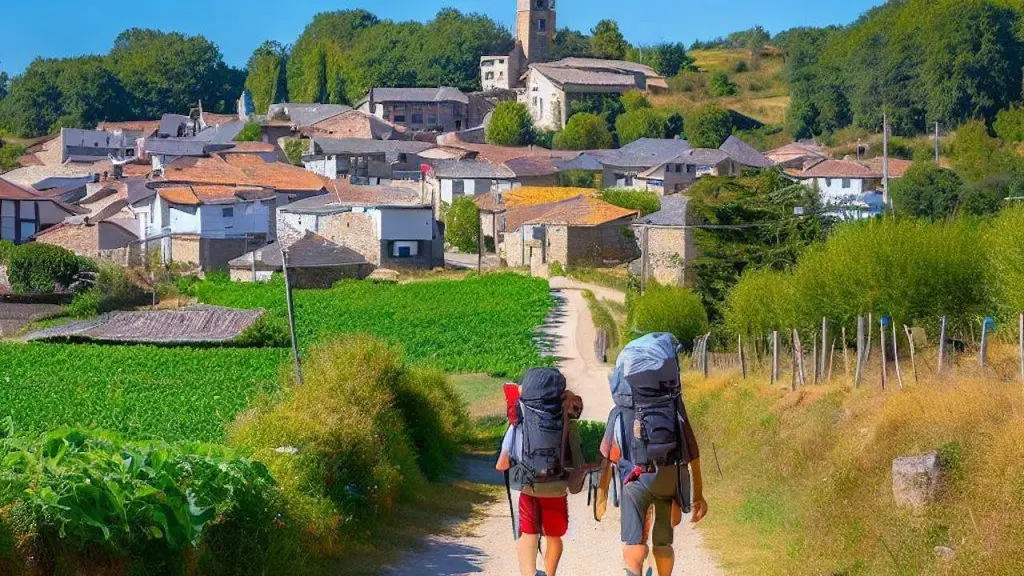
[536,0,546,8]
[538,18,547,31]
[452,180,465,196]
[126,149,135,157]
[383,108,391,120]
[686,165,696,174]
[391,241,419,258]
[1,200,15,241]
[485,71,495,80]
[825,178,832,187]
[411,113,424,124]
[394,114,407,123]
[428,113,438,125]
[222,207,234,218]
[674,164,682,173]
[842,178,852,189]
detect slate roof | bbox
[441,136,578,164]
[592,138,692,168]
[96,120,161,136]
[531,64,639,89]
[546,57,659,77]
[429,159,516,179]
[720,135,772,168]
[280,181,426,213]
[310,138,434,158]
[61,128,135,160]
[790,157,912,179]
[144,138,211,157]
[504,156,560,178]
[640,195,689,227]
[158,114,196,138]
[370,87,469,105]
[553,153,604,172]
[303,109,405,140]
[266,103,353,128]
[229,232,367,269]
[191,121,246,144]
[26,305,263,344]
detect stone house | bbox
[786,156,912,218]
[302,138,435,184]
[521,63,641,130]
[473,186,599,252]
[358,87,470,133]
[59,128,139,164]
[501,195,638,269]
[426,160,517,207]
[277,182,443,270]
[630,196,693,287]
[228,230,370,288]
[0,177,84,244]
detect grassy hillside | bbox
[690,342,1024,575]
[652,48,790,130]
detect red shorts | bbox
[519,493,568,537]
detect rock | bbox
[934,546,956,561]
[275,446,299,455]
[892,452,942,509]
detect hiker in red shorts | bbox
[496,368,586,576]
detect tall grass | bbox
[689,364,1024,575]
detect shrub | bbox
[549,261,567,277]
[890,162,966,219]
[628,285,709,345]
[558,169,599,188]
[7,243,89,293]
[985,204,1024,314]
[599,189,661,216]
[234,121,263,142]
[734,59,750,73]
[65,290,102,318]
[283,138,307,166]
[615,109,667,146]
[0,240,14,265]
[993,105,1024,142]
[553,112,614,150]
[709,71,738,97]
[685,104,734,148]
[231,335,468,535]
[445,196,481,252]
[620,90,651,112]
[235,314,290,347]
[65,263,148,317]
[486,101,534,146]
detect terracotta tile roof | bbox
[304,109,407,140]
[527,196,639,227]
[222,142,276,154]
[504,201,571,233]
[157,184,273,206]
[96,120,161,136]
[866,157,912,178]
[790,158,882,179]
[202,112,239,126]
[220,154,329,192]
[0,177,37,200]
[474,186,598,212]
[505,156,560,178]
[158,186,200,206]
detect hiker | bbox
[496,367,587,576]
[594,333,707,576]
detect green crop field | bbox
[196,272,555,377]
[0,344,287,442]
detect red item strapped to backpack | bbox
[503,383,521,425]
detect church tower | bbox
[517,0,556,64]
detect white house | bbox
[786,156,913,219]
[425,160,517,206]
[0,178,83,244]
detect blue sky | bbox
[0,0,882,75]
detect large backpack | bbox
[515,368,567,485]
[612,333,691,470]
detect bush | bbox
[65,263,149,317]
[283,138,307,166]
[558,169,599,188]
[235,314,290,347]
[553,112,614,150]
[0,240,14,265]
[0,426,286,573]
[234,121,263,142]
[685,104,734,148]
[628,285,709,345]
[986,204,1024,314]
[486,101,534,146]
[620,90,651,112]
[230,335,468,535]
[615,109,668,146]
[709,71,738,97]
[7,243,89,294]
[734,59,750,73]
[599,189,661,216]
[445,196,481,252]
[549,261,567,277]
[890,162,966,219]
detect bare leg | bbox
[652,546,674,576]
[544,536,563,575]
[517,534,540,576]
[624,544,648,576]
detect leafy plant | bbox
[486,101,534,146]
[7,244,90,294]
[234,121,263,142]
[445,196,481,253]
[554,112,614,150]
[599,189,661,216]
[627,284,709,345]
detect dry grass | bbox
[688,341,1024,575]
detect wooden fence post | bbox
[771,330,780,386]
[891,321,904,390]
[980,318,990,370]
[938,316,947,374]
[865,313,873,365]
[821,317,829,382]
[738,334,747,379]
[842,326,850,383]
[880,317,888,390]
[827,339,836,383]
[793,329,806,389]
[1019,314,1024,382]
[855,316,865,389]
[812,333,819,386]
[904,325,918,386]
[701,332,710,379]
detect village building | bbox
[765,141,829,170]
[426,160,517,206]
[278,181,443,270]
[358,87,471,133]
[34,198,141,265]
[59,128,138,164]
[521,62,653,130]
[473,186,599,250]
[301,138,435,184]
[228,230,370,287]
[631,196,693,287]
[786,156,912,217]
[0,177,85,244]
[500,195,638,272]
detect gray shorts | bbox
[620,477,676,547]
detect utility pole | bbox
[281,247,304,385]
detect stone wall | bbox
[545,225,569,268]
[294,264,371,288]
[503,230,526,268]
[170,235,201,265]
[35,226,100,258]
[565,219,639,267]
[321,212,382,266]
[641,226,693,287]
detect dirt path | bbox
[384,280,723,575]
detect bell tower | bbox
[517,0,556,64]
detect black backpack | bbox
[515,368,567,485]
[624,342,689,470]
